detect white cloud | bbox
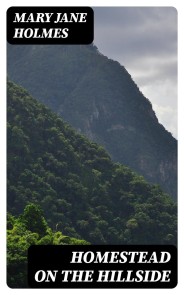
[153,104,177,137]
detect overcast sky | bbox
[93,7,177,139]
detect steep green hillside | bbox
[7,80,177,246]
[7,44,177,199]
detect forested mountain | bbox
[7,44,177,199]
[7,80,177,248]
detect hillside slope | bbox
[7,44,177,199]
[7,80,177,245]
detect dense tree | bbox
[7,80,177,287]
[7,80,177,247]
[21,203,48,237]
[7,204,89,288]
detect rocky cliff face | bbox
[69,95,177,199]
[7,43,177,199]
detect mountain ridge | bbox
[7,43,177,199]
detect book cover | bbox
[5,3,179,291]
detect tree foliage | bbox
[7,204,89,288]
[7,80,177,287]
[7,80,177,244]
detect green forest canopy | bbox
[7,79,177,287]
[7,203,89,287]
[7,80,177,246]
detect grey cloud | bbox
[94,8,177,59]
[93,7,177,138]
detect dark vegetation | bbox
[7,80,177,245]
[7,80,177,287]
